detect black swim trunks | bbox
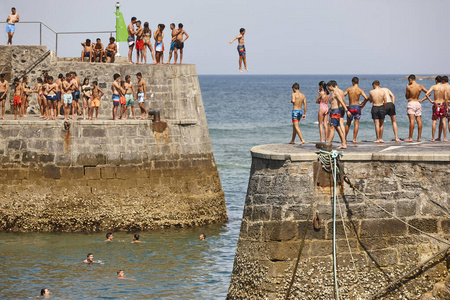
[0,92,5,100]
[106,50,112,57]
[174,40,184,50]
[339,106,345,118]
[371,105,386,120]
[385,102,396,116]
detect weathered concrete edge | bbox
[251,145,450,162]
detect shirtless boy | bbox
[289,83,307,145]
[90,81,104,120]
[136,72,148,119]
[45,76,58,120]
[105,37,117,63]
[82,253,102,264]
[70,72,80,117]
[124,75,136,120]
[405,74,428,142]
[380,85,400,142]
[93,38,104,63]
[21,76,31,117]
[127,17,137,64]
[135,21,144,64]
[105,232,114,242]
[343,77,368,143]
[423,76,447,142]
[81,39,93,62]
[131,234,144,243]
[56,74,64,117]
[442,76,450,136]
[6,7,19,45]
[229,28,248,73]
[366,81,387,143]
[0,74,9,119]
[111,73,124,120]
[174,23,189,64]
[13,78,22,120]
[62,73,74,120]
[326,81,349,149]
[154,24,165,65]
[166,23,177,64]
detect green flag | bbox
[115,10,127,42]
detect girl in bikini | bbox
[143,22,156,64]
[81,78,92,120]
[316,81,330,142]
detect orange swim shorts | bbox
[92,98,100,107]
[120,96,126,105]
[13,95,22,106]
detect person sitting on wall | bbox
[81,39,93,62]
[93,38,104,63]
[104,37,117,63]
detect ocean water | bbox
[0,75,439,299]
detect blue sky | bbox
[1,0,448,75]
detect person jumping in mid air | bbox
[229,28,248,73]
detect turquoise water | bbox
[0,75,439,299]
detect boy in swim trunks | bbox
[6,7,19,45]
[135,21,144,64]
[62,73,74,121]
[326,81,349,149]
[81,39,93,62]
[289,83,307,145]
[111,73,124,120]
[56,74,63,117]
[13,78,22,120]
[93,38,104,63]
[423,76,447,142]
[405,74,428,142]
[154,24,165,65]
[380,86,400,142]
[136,72,148,119]
[124,75,137,120]
[127,17,137,64]
[343,77,368,143]
[90,81,104,120]
[105,37,117,63]
[166,23,177,64]
[229,28,248,73]
[367,80,387,143]
[0,74,9,119]
[174,23,189,64]
[442,76,450,137]
[45,76,58,120]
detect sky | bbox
[1,0,449,75]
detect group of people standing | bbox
[126,18,189,65]
[290,75,450,148]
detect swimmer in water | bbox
[131,234,144,243]
[200,233,206,241]
[82,253,103,264]
[117,270,136,280]
[40,288,50,297]
[105,232,113,242]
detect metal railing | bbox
[1,21,115,56]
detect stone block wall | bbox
[227,147,449,299]
[0,46,227,232]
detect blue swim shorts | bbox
[330,108,341,127]
[237,45,246,56]
[112,94,120,106]
[72,91,80,100]
[170,41,175,51]
[6,24,15,33]
[292,110,303,123]
[47,95,57,102]
[63,94,73,104]
[347,104,361,121]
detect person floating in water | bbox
[229,28,248,73]
[105,232,113,242]
[6,7,19,45]
[117,270,136,280]
[199,233,206,241]
[40,288,50,297]
[289,83,307,145]
[131,234,144,243]
[82,253,103,264]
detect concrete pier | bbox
[227,142,449,299]
[0,46,227,231]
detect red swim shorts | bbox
[136,40,144,50]
[120,96,126,105]
[13,95,22,106]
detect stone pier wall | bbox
[227,144,449,299]
[0,46,227,232]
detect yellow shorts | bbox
[92,98,100,107]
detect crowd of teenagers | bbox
[0,70,151,121]
[290,75,450,149]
